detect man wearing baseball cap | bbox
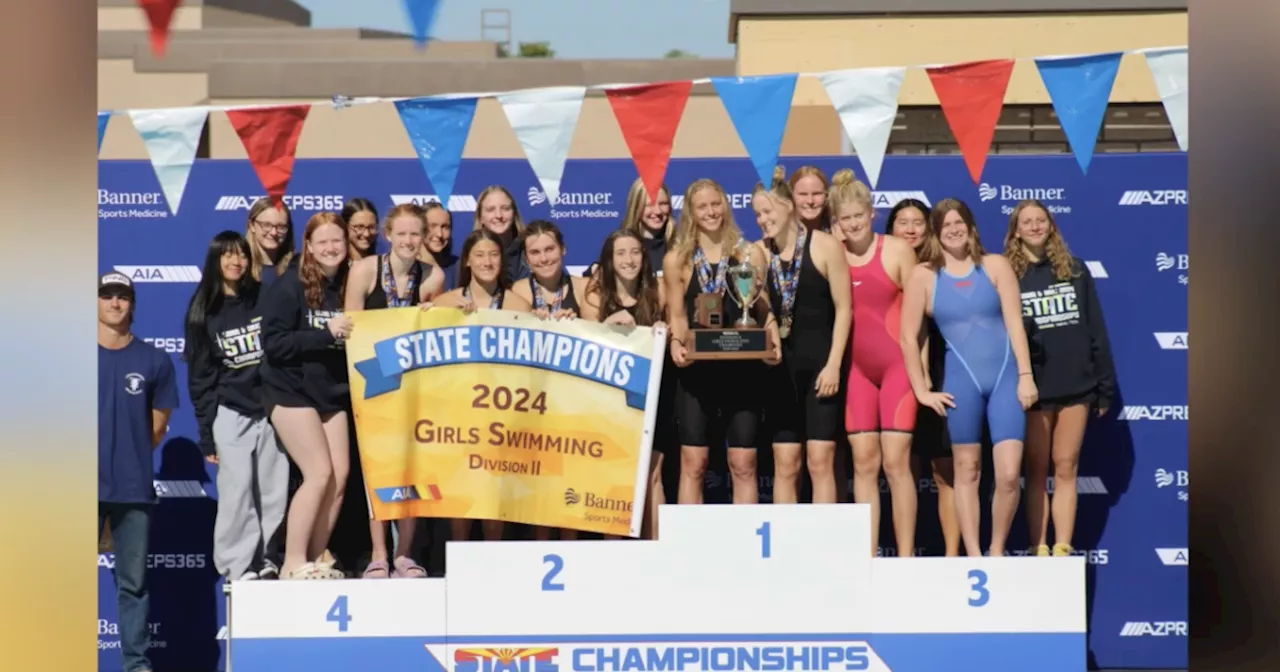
[98,271,177,672]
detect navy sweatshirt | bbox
[187,293,266,456]
[259,265,350,414]
[1018,256,1117,408]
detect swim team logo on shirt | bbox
[216,317,264,369]
[1020,282,1081,330]
[124,372,146,395]
[306,308,345,349]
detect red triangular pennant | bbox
[137,0,183,57]
[606,81,692,204]
[225,106,310,208]
[926,59,1015,184]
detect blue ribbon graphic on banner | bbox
[1035,52,1123,174]
[354,324,651,409]
[395,96,478,209]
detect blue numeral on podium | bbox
[327,595,352,632]
[967,569,990,607]
[756,522,771,558]
[542,554,565,591]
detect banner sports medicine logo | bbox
[977,183,1070,215]
[99,189,169,219]
[1118,189,1188,206]
[1155,252,1189,285]
[1154,468,1188,501]
[527,187,620,220]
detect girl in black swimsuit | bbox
[345,204,446,578]
[427,228,534,544]
[511,219,588,541]
[664,179,780,506]
[582,229,670,538]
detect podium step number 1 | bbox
[229,505,1087,672]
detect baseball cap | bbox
[99,271,135,298]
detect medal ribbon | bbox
[769,225,807,328]
[530,273,567,312]
[463,285,502,309]
[693,247,730,294]
[381,255,419,308]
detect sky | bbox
[294,0,736,59]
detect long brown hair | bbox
[298,212,349,309]
[245,197,296,281]
[588,229,662,326]
[671,179,744,266]
[1004,199,1078,282]
[458,228,510,290]
[620,178,674,245]
[788,165,830,232]
[922,198,986,271]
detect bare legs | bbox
[1024,404,1088,552]
[850,433,883,555]
[272,407,349,576]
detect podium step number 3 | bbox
[228,505,1087,672]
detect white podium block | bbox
[658,503,874,559]
[228,579,448,672]
[867,557,1088,671]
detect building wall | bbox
[98,6,301,31]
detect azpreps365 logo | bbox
[1118,190,1187,206]
[455,647,558,672]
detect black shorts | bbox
[649,359,679,456]
[1030,388,1097,413]
[912,403,952,459]
[763,358,844,444]
[675,361,763,449]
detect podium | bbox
[228,504,1086,672]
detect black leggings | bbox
[675,362,762,448]
[764,356,844,444]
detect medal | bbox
[381,254,419,307]
[768,225,807,341]
[779,316,791,340]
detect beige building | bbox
[98,0,1186,161]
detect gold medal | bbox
[779,316,791,340]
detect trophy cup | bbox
[686,250,775,361]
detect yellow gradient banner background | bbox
[346,308,662,537]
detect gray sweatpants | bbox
[212,405,289,580]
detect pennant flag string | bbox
[395,96,479,210]
[927,59,1016,185]
[225,106,310,208]
[97,112,112,156]
[498,86,587,204]
[606,81,693,205]
[128,108,208,215]
[1144,47,1188,152]
[713,74,799,188]
[818,67,906,189]
[401,0,442,49]
[136,0,182,58]
[1035,52,1123,174]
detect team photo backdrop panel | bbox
[96,153,1186,671]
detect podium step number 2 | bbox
[228,506,1087,672]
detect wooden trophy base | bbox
[686,325,775,361]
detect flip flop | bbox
[393,556,427,578]
[363,560,390,579]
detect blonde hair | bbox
[752,165,797,209]
[788,165,830,230]
[672,179,745,266]
[244,197,295,281]
[826,169,874,219]
[473,185,524,235]
[620,178,674,245]
[921,198,986,271]
[1004,199,1078,282]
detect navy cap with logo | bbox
[99,271,135,299]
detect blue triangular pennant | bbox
[711,74,798,187]
[97,111,111,155]
[395,96,478,209]
[402,0,441,48]
[1035,52,1122,174]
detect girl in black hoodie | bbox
[1004,199,1116,558]
[474,185,530,282]
[260,212,354,580]
[244,197,296,285]
[185,231,287,581]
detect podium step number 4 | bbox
[228,505,1087,672]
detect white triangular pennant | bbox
[129,108,208,215]
[818,67,906,188]
[1144,47,1187,152]
[497,86,586,203]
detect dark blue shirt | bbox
[99,338,179,504]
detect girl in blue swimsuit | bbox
[899,198,1037,557]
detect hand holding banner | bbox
[346,307,666,538]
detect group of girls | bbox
[183,163,1115,583]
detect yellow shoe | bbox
[1031,545,1051,557]
[1052,543,1073,557]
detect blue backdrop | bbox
[96,153,1187,671]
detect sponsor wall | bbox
[96,153,1186,671]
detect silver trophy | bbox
[727,259,762,327]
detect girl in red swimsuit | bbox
[830,170,921,556]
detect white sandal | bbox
[282,563,326,580]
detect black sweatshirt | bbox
[1018,256,1117,408]
[259,265,350,414]
[187,294,265,456]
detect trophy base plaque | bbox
[686,327,775,361]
